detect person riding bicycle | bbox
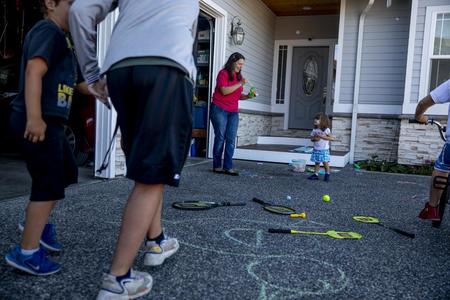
[416,79,450,221]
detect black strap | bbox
[96,122,120,174]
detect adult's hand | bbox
[415,114,428,124]
[89,78,111,109]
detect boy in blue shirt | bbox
[4,0,98,275]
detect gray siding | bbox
[409,0,450,103]
[339,0,411,105]
[275,15,339,40]
[211,0,276,106]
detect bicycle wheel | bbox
[432,185,449,228]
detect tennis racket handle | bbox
[268,228,292,234]
[392,228,415,238]
[290,213,306,219]
[252,198,266,205]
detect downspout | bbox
[349,0,375,164]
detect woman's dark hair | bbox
[224,52,245,81]
[314,112,330,131]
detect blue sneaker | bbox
[5,245,61,276]
[18,223,62,252]
[308,174,319,180]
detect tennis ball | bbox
[322,194,331,202]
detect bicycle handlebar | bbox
[409,118,446,142]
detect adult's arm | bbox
[69,0,118,85]
[415,95,434,124]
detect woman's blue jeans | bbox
[210,103,239,170]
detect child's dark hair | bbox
[224,52,245,81]
[314,112,330,131]
[39,0,62,16]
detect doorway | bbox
[191,12,215,158]
[288,47,329,129]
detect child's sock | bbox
[115,269,131,282]
[147,231,165,245]
[21,247,39,256]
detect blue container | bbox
[193,105,207,129]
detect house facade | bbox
[93,0,450,179]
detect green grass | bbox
[355,156,434,176]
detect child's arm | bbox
[24,58,48,143]
[321,134,335,141]
[76,81,91,95]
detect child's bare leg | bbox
[314,163,320,174]
[21,201,56,250]
[110,182,164,276]
[147,191,163,239]
[323,162,330,173]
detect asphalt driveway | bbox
[1,160,449,299]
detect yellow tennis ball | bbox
[322,194,331,202]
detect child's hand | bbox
[24,117,47,143]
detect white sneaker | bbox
[143,237,179,266]
[96,269,153,300]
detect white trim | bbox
[199,0,227,160]
[272,39,337,130]
[239,101,271,112]
[402,0,419,114]
[334,103,403,115]
[419,5,450,102]
[349,0,375,164]
[95,10,119,179]
[333,0,346,112]
[257,136,313,146]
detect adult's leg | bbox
[223,112,239,171]
[110,182,164,276]
[147,191,163,239]
[428,170,449,207]
[210,104,228,169]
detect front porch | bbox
[235,135,350,167]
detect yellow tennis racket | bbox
[352,216,415,238]
[268,228,362,239]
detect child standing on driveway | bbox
[4,0,95,275]
[308,113,334,182]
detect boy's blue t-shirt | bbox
[11,19,79,120]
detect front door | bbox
[288,47,328,129]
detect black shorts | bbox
[9,112,78,201]
[107,65,193,187]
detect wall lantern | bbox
[230,16,245,46]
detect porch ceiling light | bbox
[230,16,245,46]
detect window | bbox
[276,45,287,104]
[423,8,450,94]
[430,13,450,90]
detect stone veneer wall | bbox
[236,112,272,146]
[397,119,446,165]
[331,116,401,162]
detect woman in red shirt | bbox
[210,52,253,175]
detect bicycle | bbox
[409,119,448,228]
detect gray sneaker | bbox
[143,237,179,266]
[96,269,153,300]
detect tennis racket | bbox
[352,216,415,238]
[268,228,362,239]
[252,197,296,215]
[172,201,246,210]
